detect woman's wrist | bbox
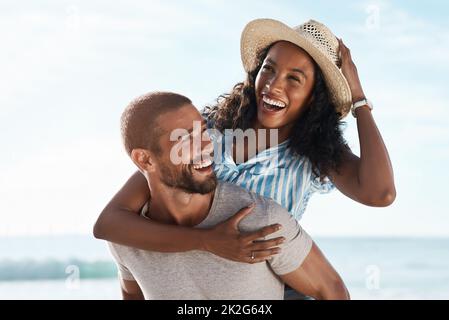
[354,105,372,117]
[351,90,366,103]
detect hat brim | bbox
[241,19,352,118]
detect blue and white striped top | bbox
[210,131,335,221]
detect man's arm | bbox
[279,242,350,300]
[120,277,144,300]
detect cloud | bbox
[343,1,449,69]
[0,1,214,112]
[1,0,448,237]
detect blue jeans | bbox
[284,285,314,300]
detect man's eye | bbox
[179,135,190,142]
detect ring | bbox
[250,251,255,260]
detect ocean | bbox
[0,235,448,300]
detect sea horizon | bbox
[1,235,448,299]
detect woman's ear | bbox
[130,149,155,173]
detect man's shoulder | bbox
[208,182,270,229]
[107,240,141,258]
[107,240,127,254]
[214,182,297,232]
[217,181,267,206]
[265,198,298,225]
[219,182,292,215]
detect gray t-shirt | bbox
[108,181,312,300]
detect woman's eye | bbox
[262,65,273,72]
[289,75,301,83]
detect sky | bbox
[0,0,448,237]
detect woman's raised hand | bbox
[338,38,366,102]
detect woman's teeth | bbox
[193,159,213,170]
[262,96,286,109]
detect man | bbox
[107,91,349,300]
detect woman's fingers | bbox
[242,224,282,243]
[245,248,282,264]
[338,39,348,57]
[250,236,285,251]
[210,205,286,264]
[339,38,354,64]
[243,236,285,263]
[227,203,255,229]
[337,38,364,97]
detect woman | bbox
[94,19,395,264]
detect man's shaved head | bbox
[121,91,191,156]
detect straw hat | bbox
[241,18,352,118]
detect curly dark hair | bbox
[203,43,347,178]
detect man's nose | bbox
[192,131,212,153]
[191,135,213,164]
[201,132,214,156]
[201,140,214,156]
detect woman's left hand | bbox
[338,38,366,102]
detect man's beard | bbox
[159,162,217,195]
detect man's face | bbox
[153,104,216,194]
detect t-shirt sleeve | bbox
[266,200,313,275]
[107,242,135,281]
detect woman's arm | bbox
[93,171,205,251]
[329,39,396,207]
[93,171,284,261]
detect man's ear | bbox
[130,149,156,173]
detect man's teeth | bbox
[193,159,213,170]
[262,96,286,108]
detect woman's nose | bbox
[266,76,283,94]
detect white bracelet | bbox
[351,98,373,118]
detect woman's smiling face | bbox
[254,41,316,135]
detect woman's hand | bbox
[338,38,366,102]
[331,40,396,207]
[201,204,285,264]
